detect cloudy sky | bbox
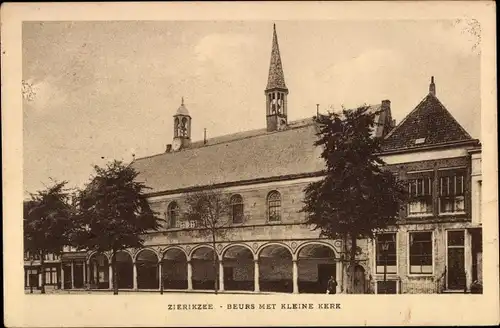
[23,20,481,196]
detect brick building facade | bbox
[25,24,482,294]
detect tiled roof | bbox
[133,104,390,195]
[132,118,324,194]
[381,94,473,152]
[266,24,287,90]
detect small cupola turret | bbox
[172,97,191,151]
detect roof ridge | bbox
[134,118,316,162]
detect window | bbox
[267,191,281,222]
[230,194,244,224]
[44,266,58,285]
[409,232,433,274]
[26,269,39,287]
[439,171,465,214]
[408,176,433,216]
[377,280,398,294]
[181,117,188,136]
[376,233,397,274]
[174,117,180,137]
[168,202,179,228]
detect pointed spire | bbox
[429,76,436,96]
[181,96,184,105]
[266,23,287,90]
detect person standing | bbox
[326,276,337,294]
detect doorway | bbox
[352,265,366,294]
[73,262,84,288]
[317,264,336,293]
[447,230,466,291]
[63,264,72,289]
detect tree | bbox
[74,160,162,295]
[24,181,76,294]
[301,106,407,294]
[183,188,232,294]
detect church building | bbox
[25,24,482,294]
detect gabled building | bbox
[40,24,481,294]
[373,77,482,294]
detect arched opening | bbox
[89,253,109,289]
[136,249,159,289]
[258,244,292,293]
[191,246,216,290]
[222,245,254,291]
[115,251,133,289]
[161,248,188,289]
[352,265,366,294]
[297,243,336,294]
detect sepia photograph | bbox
[2,1,498,327]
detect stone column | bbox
[254,260,260,292]
[83,261,90,288]
[465,230,473,292]
[108,264,113,290]
[70,261,75,289]
[219,261,224,292]
[292,259,299,294]
[60,264,65,290]
[157,261,163,291]
[133,262,138,290]
[187,261,193,290]
[336,260,342,294]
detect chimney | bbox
[204,128,207,145]
[166,144,172,152]
[429,76,436,96]
[381,99,391,111]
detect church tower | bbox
[172,97,191,151]
[265,24,288,132]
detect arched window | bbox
[230,194,244,224]
[267,191,281,222]
[174,117,180,137]
[181,117,188,137]
[168,202,179,228]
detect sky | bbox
[22,20,481,197]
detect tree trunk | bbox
[40,250,46,294]
[212,232,218,295]
[349,234,357,294]
[341,235,347,293]
[112,249,118,295]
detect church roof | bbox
[266,24,287,90]
[132,118,325,195]
[381,92,475,152]
[133,102,394,195]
